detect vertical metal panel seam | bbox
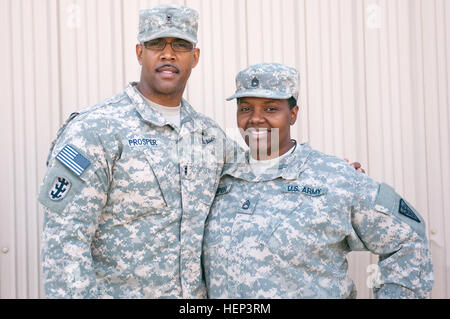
[111,1,117,91]
[351,0,367,165]
[219,1,226,128]
[293,0,302,141]
[56,0,63,125]
[18,0,30,297]
[446,0,450,145]
[361,0,371,174]
[417,0,433,296]
[384,2,392,184]
[38,0,52,297]
[318,0,325,149]
[394,0,406,196]
[433,0,448,296]
[244,0,249,67]
[84,0,91,105]
[375,1,385,179]
[442,0,450,297]
[303,0,310,142]
[6,0,18,299]
[200,0,206,115]
[293,0,300,82]
[386,1,397,185]
[337,0,345,156]
[210,0,217,120]
[74,0,80,108]
[360,2,376,294]
[30,0,40,298]
[325,0,335,154]
[270,0,274,60]
[95,0,100,104]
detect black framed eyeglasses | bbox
[142,38,195,52]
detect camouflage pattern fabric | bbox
[203,143,434,299]
[38,83,238,298]
[138,4,199,44]
[226,63,300,101]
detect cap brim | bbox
[139,28,197,44]
[226,89,292,101]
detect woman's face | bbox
[237,97,299,160]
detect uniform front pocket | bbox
[255,205,335,266]
[101,150,170,229]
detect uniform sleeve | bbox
[38,118,110,298]
[350,175,434,299]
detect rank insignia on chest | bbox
[237,197,258,215]
[56,145,91,177]
[283,184,327,196]
[49,177,71,201]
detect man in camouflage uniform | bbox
[38,4,234,298]
[202,63,434,298]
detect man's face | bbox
[136,37,200,99]
[237,97,299,159]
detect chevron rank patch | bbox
[56,145,91,177]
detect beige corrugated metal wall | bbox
[0,0,448,299]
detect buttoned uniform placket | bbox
[127,83,223,298]
[127,83,184,212]
[177,102,222,298]
[124,84,186,294]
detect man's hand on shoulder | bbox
[344,158,366,174]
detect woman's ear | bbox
[290,105,299,125]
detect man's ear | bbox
[192,48,200,69]
[136,44,143,66]
[290,105,299,125]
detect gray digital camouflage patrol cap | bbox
[226,63,300,101]
[138,4,199,44]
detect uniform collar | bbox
[221,141,314,182]
[125,82,205,134]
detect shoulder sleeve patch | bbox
[399,198,421,223]
[56,145,91,177]
[38,150,97,214]
[374,183,426,237]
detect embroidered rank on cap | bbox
[251,77,259,87]
[49,177,71,201]
[56,145,91,177]
[166,14,173,24]
[399,199,421,223]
